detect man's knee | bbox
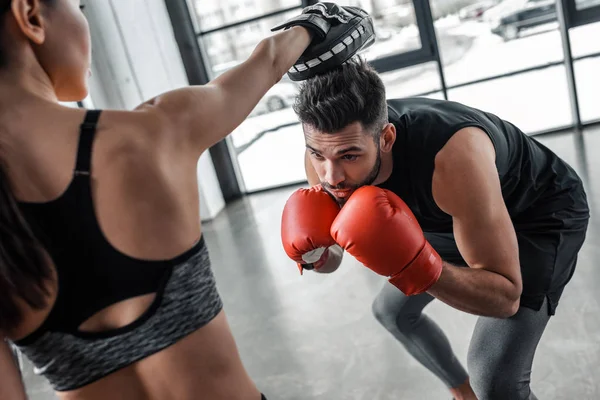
[468,300,549,400]
[468,350,532,400]
[371,286,424,334]
[371,292,399,331]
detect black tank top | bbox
[377,97,588,233]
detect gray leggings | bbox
[369,213,589,400]
[372,282,551,399]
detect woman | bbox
[0,0,313,399]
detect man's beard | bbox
[321,150,382,206]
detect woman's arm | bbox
[138,26,312,156]
[0,339,27,400]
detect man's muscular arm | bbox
[427,127,522,318]
[304,150,344,274]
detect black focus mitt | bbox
[271,2,375,81]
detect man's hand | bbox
[312,244,344,274]
[428,127,522,318]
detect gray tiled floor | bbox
[19,127,600,399]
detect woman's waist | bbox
[57,312,260,400]
[15,256,226,393]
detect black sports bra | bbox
[11,110,223,391]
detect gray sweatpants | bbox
[372,282,550,400]
[370,229,583,400]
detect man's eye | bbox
[311,152,324,159]
[342,155,358,161]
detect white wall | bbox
[83,0,226,221]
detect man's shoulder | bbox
[386,97,480,114]
[386,96,435,111]
[387,97,504,136]
[386,97,437,124]
[387,97,457,121]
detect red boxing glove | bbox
[281,185,340,274]
[330,186,442,295]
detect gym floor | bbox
[21,127,600,399]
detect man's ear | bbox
[380,123,396,152]
[11,0,46,46]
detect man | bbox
[281,58,589,400]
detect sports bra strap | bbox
[74,110,102,176]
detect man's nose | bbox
[324,162,345,188]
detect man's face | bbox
[305,122,382,205]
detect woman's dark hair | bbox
[0,0,54,334]
[293,57,388,139]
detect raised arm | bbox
[427,127,522,317]
[140,26,312,155]
[136,3,375,160]
[0,339,27,400]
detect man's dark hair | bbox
[293,57,388,138]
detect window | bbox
[570,19,600,123]
[328,0,423,60]
[570,20,600,57]
[420,0,572,133]
[574,58,600,122]
[380,61,442,99]
[576,0,600,10]
[190,0,300,32]
[449,65,572,133]
[433,0,563,87]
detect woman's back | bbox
[1,99,259,400]
[2,102,200,260]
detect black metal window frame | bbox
[564,0,600,27]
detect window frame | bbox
[563,0,600,27]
